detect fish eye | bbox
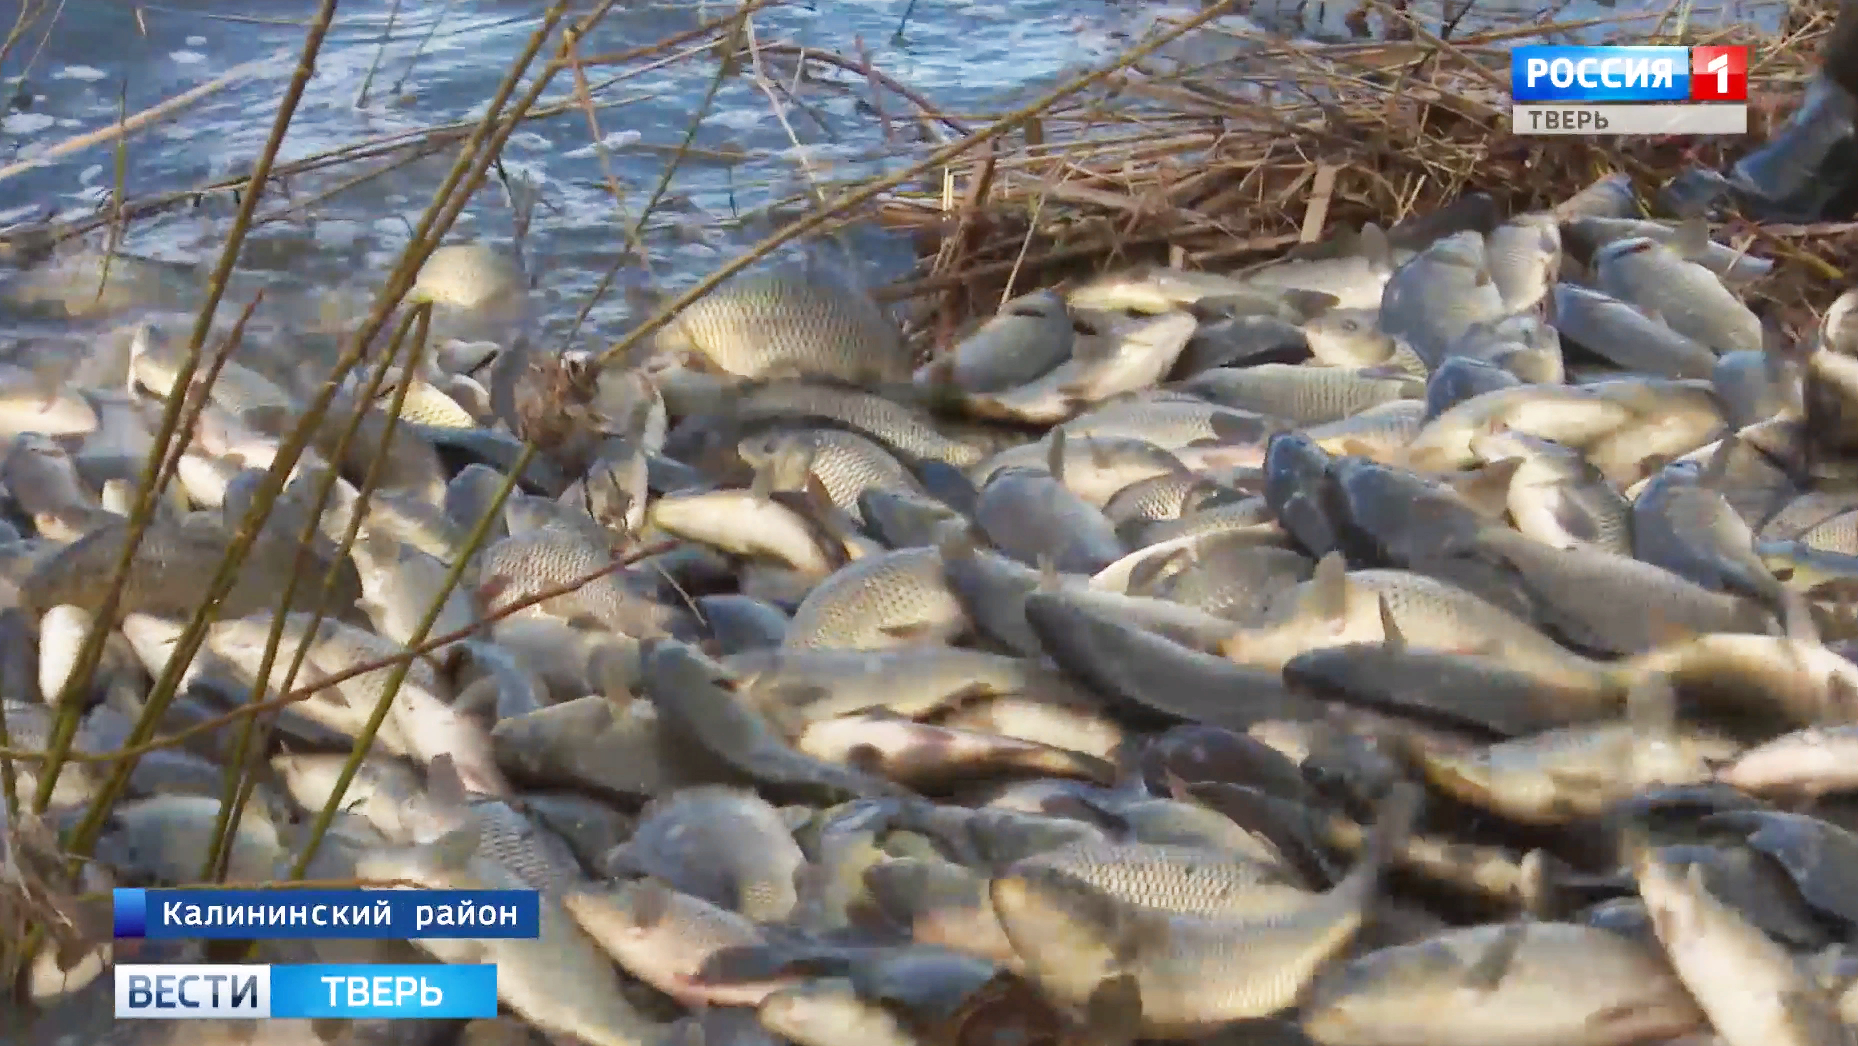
[1341,319,1360,333]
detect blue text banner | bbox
[113,888,540,939]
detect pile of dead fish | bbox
[10,170,1858,1046]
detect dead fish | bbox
[1378,231,1507,367]
[1547,284,1719,381]
[1484,212,1562,312]
[917,288,1074,393]
[1403,385,1637,474]
[1300,921,1705,1046]
[655,269,910,384]
[649,486,841,579]
[1594,237,1763,355]
[1304,309,1399,368]
[349,530,477,667]
[783,547,967,651]
[1718,723,1858,798]
[642,640,906,802]
[960,312,1197,424]
[795,713,1116,790]
[725,645,1072,725]
[412,242,527,310]
[737,428,922,526]
[1635,848,1847,1046]
[1470,428,1631,554]
[1562,216,1774,287]
[606,785,806,921]
[1471,527,1775,654]
[1554,173,1639,221]
[975,436,1125,575]
[1221,554,1609,690]
[866,857,1020,966]
[95,793,283,884]
[567,879,794,1007]
[1418,675,1737,825]
[354,824,661,1046]
[991,783,1422,1036]
[1178,365,1422,426]
[1068,267,1336,318]
[490,696,686,800]
[1240,224,1398,310]
[757,976,922,1046]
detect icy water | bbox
[0,0,1790,348]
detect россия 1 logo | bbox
[1690,45,1748,102]
[1511,45,1748,103]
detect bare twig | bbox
[0,51,295,186]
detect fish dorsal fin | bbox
[1462,920,1528,992]
[1358,223,1393,271]
[29,358,74,410]
[1624,671,1678,736]
[1302,552,1351,623]
[779,434,821,487]
[1700,434,1739,488]
[1453,458,1524,516]
[1160,767,1196,803]
[1670,218,1713,261]
[1036,554,1061,592]
[356,529,400,565]
[1781,589,1823,648]
[936,528,978,561]
[1126,545,1192,594]
[426,822,481,872]
[747,462,775,501]
[1047,428,1068,486]
[425,753,471,811]
[629,878,674,929]
[1377,594,1406,652]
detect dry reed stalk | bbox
[0,50,296,186]
[199,303,438,883]
[0,542,676,770]
[877,10,1839,326]
[594,0,1250,370]
[30,0,345,820]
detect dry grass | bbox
[868,0,1852,341]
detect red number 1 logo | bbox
[1691,45,1748,101]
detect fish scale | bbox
[1014,841,1307,917]
[3,699,106,808]
[1061,399,1275,449]
[1800,510,1858,555]
[1484,212,1561,312]
[784,547,966,650]
[1181,365,1421,426]
[392,380,478,429]
[478,527,676,637]
[613,786,806,922]
[739,428,921,523]
[735,382,988,467]
[1103,473,1225,526]
[1349,570,1608,685]
[1595,238,1763,355]
[21,516,287,620]
[656,271,911,385]
[467,797,585,893]
[1138,497,1273,544]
